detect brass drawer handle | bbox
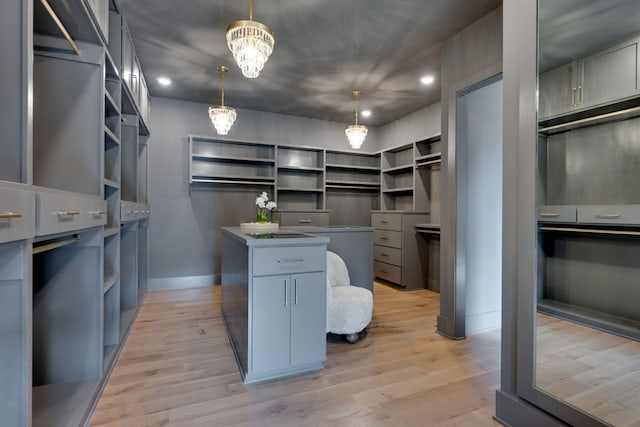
[594,213,621,219]
[298,219,312,224]
[0,212,22,219]
[539,213,560,218]
[56,211,80,216]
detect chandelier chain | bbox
[249,0,253,21]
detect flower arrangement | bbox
[255,191,277,223]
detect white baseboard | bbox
[466,310,501,335]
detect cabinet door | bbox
[580,39,639,108]
[122,24,134,93]
[290,272,326,366]
[251,275,290,374]
[539,62,577,119]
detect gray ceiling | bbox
[118,0,501,127]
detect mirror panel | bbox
[536,1,640,425]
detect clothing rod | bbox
[192,179,275,186]
[539,226,640,237]
[32,236,80,255]
[539,105,640,133]
[416,159,441,168]
[39,0,81,56]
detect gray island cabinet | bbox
[221,227,329,383]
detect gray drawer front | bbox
[538,205,576,223]
[277,211,329,226]
[0,187,36,243]
[374,261,401,285]
[253,245,325,276]
[121,201,150,222]
[37,192,106,236]
[371,213,401,231]
[577,205,640,226]
[374,245,401,266]
[374,229,402,248]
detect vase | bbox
[256,207,269,223]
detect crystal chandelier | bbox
[226,0,275,79]
[208,66,237,135]
[345,90,368,149]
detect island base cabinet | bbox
[250,271,326,380]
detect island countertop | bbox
[221,226,330,247]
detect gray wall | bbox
[147,97,387,290]
[438,6,503,339]
[377,102,441,151]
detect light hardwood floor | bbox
[91,282,502,426]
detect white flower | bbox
[266,201,277,211]
[256,192,275,210]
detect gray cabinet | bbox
[221,227,328,384]
[252,272,325,373]
[273,210,330,226]
[539,36,640,120]
[372,211,430,290]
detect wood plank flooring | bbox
[91,282,502,426]
[536,313,640,427]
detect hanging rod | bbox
[33,235,80,255]
[539,105,640,133]
[540,226,640,237]
[39,0,81,56]
[416,159,442,168]
[191,178,275,186]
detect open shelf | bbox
[32,379,99,427]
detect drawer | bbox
[538,205,576,223]
[371,213,401,231]
[374,261,401,285]
[374,245,401,266]
[577,205,640,226]
[37,191,106,236]
[275,211,329,226]
[374,229,402,248]
[0,187,36,243]
[253,245,326,276]
[121,201,150,222]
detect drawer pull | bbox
[277,257,304,264]
[284,280,288,307]
[298,219,312,224]
[539,213,560,218]
[380,237,388,240]
[90,210,107,215]
[380,269,389,274]
[380,253,389,257]
[294,279,298,305]
[145,210,150,214]
[595,213,621,219]
[0,212,22,219]
[380,220,389,224]
[56,211,80,216]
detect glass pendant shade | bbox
[226,1,275,79]
[345,90,367,149]
[345,125,368,149]
[209,105,237,135]
[208,65,236,135]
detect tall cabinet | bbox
[0,0,151,425]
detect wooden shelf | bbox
[382,164,413,174]
[104,126,120,146]
[277,165,324,172]
[103,273,119,293]
[32,379,99,427]
[104,178,120,189]
[193,154,275,164]
[277,187,324,193]
[382,187,414,194]
[325,163,380,172]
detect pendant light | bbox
[208,66,237,135]
[345,90,368,149]
[226,0,275,79]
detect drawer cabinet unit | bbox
[371,211,429,289]
[537,205,577,223]
[577,205,640,226]
[0,187,36,244]
[272,210,330,226]
[36,190,107,236]
[221,227,328,384]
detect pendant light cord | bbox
[249,0,253,21]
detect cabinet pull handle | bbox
[380,220,389,224]
[298,219,312,224]
[284,280,288,307]
[539,213,560,218]
[380,253,389,257]
[571,87,577,107]
[380,269,389,274]
[380,237,388,240]
[56,211,80,216]
[595,213,621,219]
[294,279,298,305]
[277,258,304,263]
[0,212,22,219]
[577,86,582,104]
[90,211,107,215]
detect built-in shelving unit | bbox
[276,146,325,210]
[0,0,151,424]
[537,63,640,340]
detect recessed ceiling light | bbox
[157,77,172,86]
[361,110,372,118]
[420,75,435,85]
